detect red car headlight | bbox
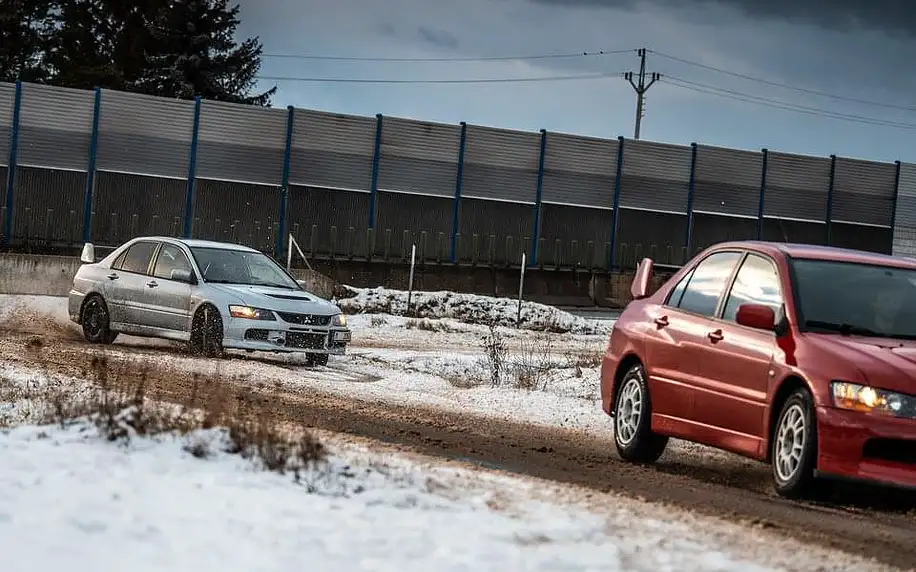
[830,381,914,418]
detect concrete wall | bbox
[0,253,672,308]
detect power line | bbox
[649,49,916,113]
[261,49,635,63]
[256,72,623,84]
[663,75,916,131]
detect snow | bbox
[337,286,612,335]
[0,366,819,572]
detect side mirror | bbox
[630,257,654,300]
[170,269,197,284]
[80,243,95,264]
[736,303,776,331]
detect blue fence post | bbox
[684,142,697,252]
[891,160,901,255]
[757,148,768,240]
[276,105,295,258]
[450,121,467,262]
[608,136,625,270]
[183,96,202,238]
[4,80,23,244]
[531,129,547,267]
[82,87,102,244]
[368,113,383,229]
[825,154,836,246]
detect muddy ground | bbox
[2,330,916,570]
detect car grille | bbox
[276,312,331,326]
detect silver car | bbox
[68,236,351,365]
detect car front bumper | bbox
[816,406,916,489]
[68,290,85,324]
[222,317,351,355]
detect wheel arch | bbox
[610,353,645,417]
[78,290,107,324]
[765,374,814,463]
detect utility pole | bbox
[625,48,660,139]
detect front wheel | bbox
[771,389,818,498]
[189,305,224,358]
[81,296,118,344]
[613,363,668,463]
[307,353,329,367]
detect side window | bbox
[119,241,158,275]
[111,250,128,270]
[665,269,695,308]
[722,254,783,322]
[153,243,193,280]
[675,251,742,317]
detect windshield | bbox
[790,257,916,340]
[189,247,299,290]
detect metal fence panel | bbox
[764,151,830,221]
[12,167,85,242]
[462,124,540,203]
[196,100,287,185]
[895,162,916,228]
[377,117,460,198]
[0,82,16,165]
[17,83,94,171]
[289,109,376,191]
[832,157,896,227]
[91,171,187,245]
[96,90,194,179]
[541,132,617,208]
[693,144,762,217]
[619,139,691,213]
[192,179,280,251]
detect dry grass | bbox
[1,352,327,479]
[405,317,458,333]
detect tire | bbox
[189,305,223,358]
[613,363,668,463]
[81,295,118,345]
[771,388,819,498]
[307,353,329,367]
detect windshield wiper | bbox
[203,279,238,284]
[805,320,881,337]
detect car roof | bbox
[133,236,260,253]
[706,240,916,269]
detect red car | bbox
[601,241,916,498]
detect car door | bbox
[691,252,782,453]
[145,242,195,332]
[105,240,159,327]
[643,250,743,424]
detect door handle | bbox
[106,273,118,280]
[654,316,669,328]
[146,281,158,288]
[707,329,724,342]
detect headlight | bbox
[228,305,275,320]
[830,381,913,417]
[331,313,347,327]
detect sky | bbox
[237,0,916,165]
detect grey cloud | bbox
[417,25,460,49]
[526,0,916,37]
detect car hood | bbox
[805,334,916,394]
[206,284,340,315]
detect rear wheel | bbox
[189,305,223,358]
[81,295,118,344]
[771,388,819,498]
[613,363,668,463]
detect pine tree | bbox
[137,0,275,105]
[0,0,52,83]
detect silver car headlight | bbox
[228,305,275,320]
[331,313,347,327]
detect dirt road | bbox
[3,331,916,570]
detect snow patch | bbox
[338,286,611,335]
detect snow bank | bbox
[337,286,611,335]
